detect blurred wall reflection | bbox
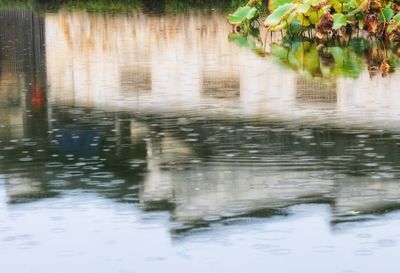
[44,11,400,131]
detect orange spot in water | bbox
[31,81,47,111]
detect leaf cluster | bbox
[228,0,400,40]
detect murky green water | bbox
[1,3,400,273]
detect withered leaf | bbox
[316,13,334,37]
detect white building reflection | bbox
[45,11,400,132]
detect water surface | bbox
[1,5,400,273]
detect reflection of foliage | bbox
[1,0,249,12]
[0,0,34,10]
[0,0,140,12]
[35,0,141,12]
[165,0,248,12]
[270,37,400,78]
[229,30,400,78]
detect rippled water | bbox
[1,4,400,273]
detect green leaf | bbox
[333,1,350,13]
[332,13,347,30]
[379,5,394,23]
[392,13,400,23]
[348,0,360,9]
[247,7,259,20]
[304,0,321,5]
[264,3,297,27]
[298,3,311,13]
[289,19,303,33]
[387,13,400,33]
[307,10,322,25]
[228,6,258,25]
[297,13,311,26]
[269,0,293,11]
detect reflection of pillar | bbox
[116,114,132,157]
[140,136,174,209]
[0,9,47,138]
[296,76,337,103]
[0,10,48,202]
[24,11,48,139]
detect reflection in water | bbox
[2,6,400,225]
[231,29,400,79]
[296,77,337,103]
[43,11,400,132]
[1,7,400,273]
[3,104,400,225]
